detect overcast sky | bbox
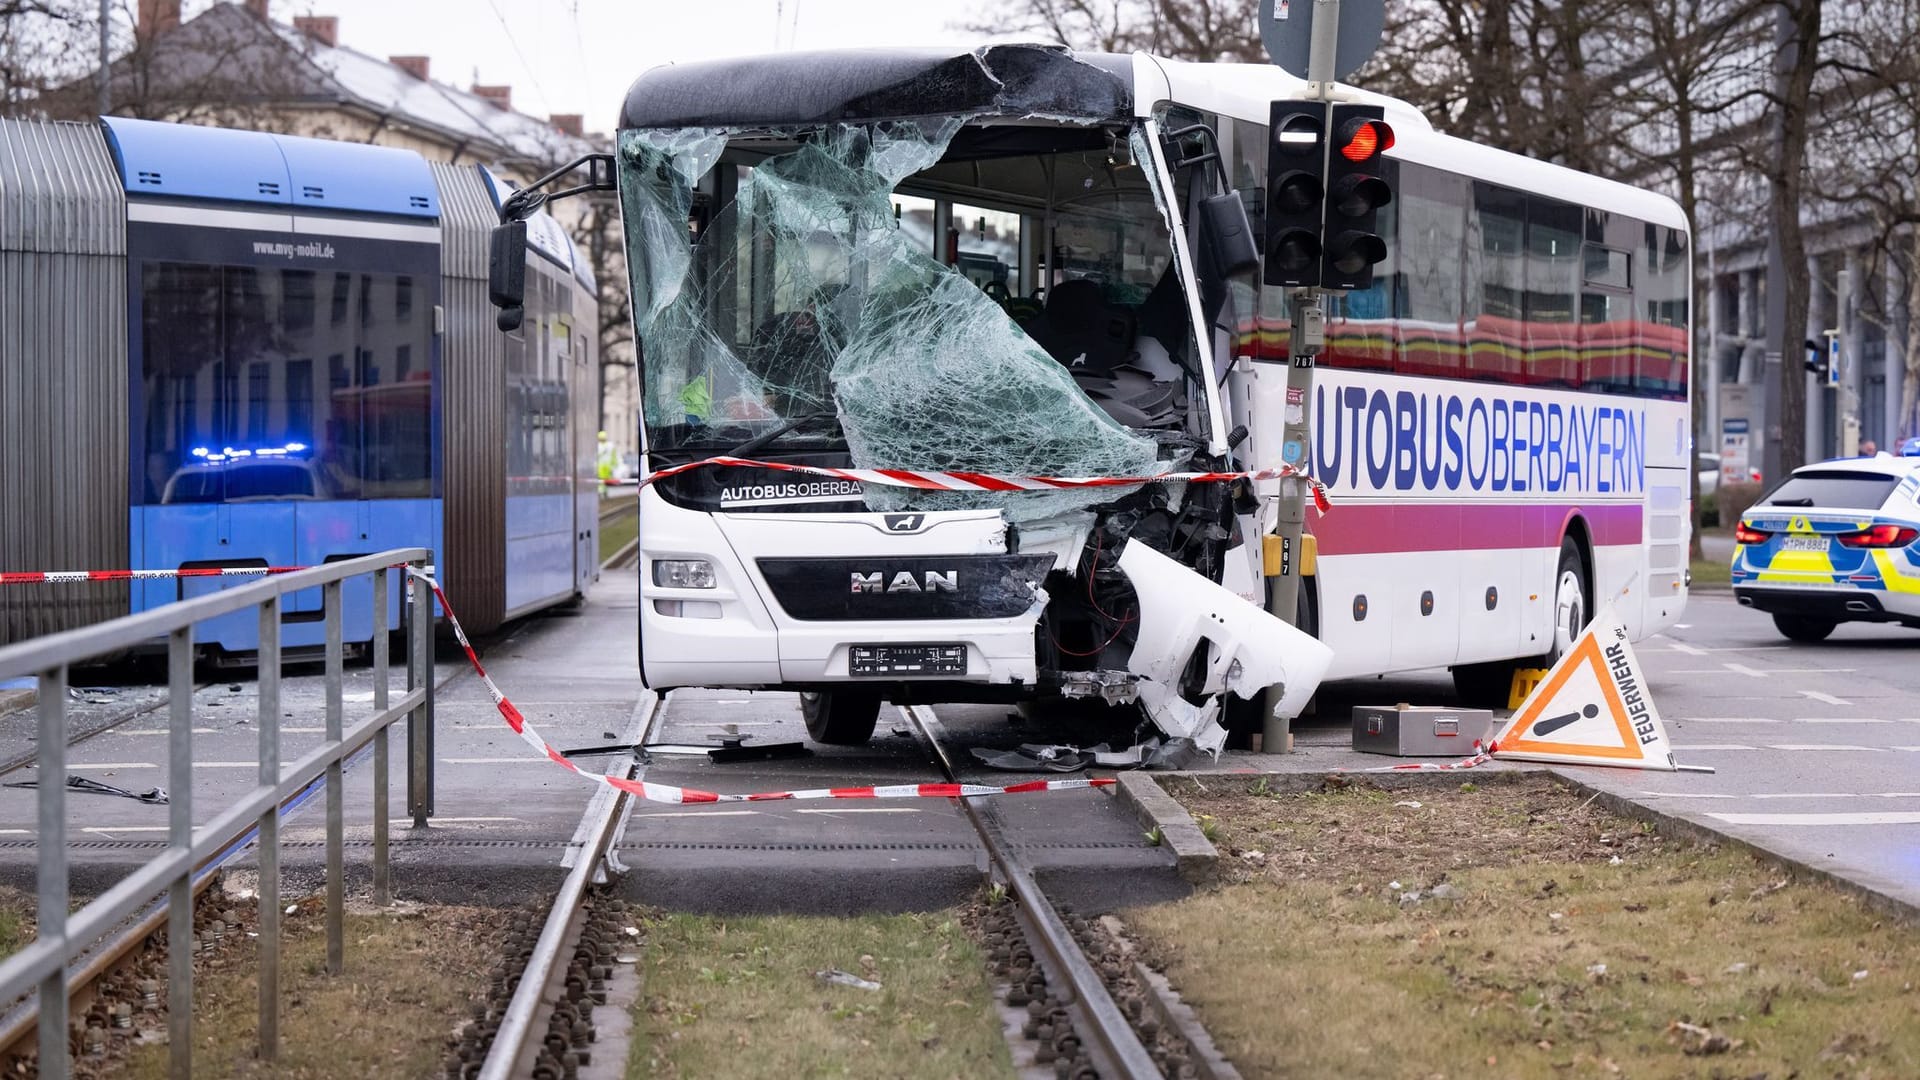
[230,0,1008,132]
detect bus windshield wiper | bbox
[726,411,837,458]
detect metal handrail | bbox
[0,548,436,1079]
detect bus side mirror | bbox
[1198,192,1260,280]
[489,221,527,332]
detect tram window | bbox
[139,262,432,503]
[282,270,315,333]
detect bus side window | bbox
[1634,225,1689,401]
[1466,183,1525,386]
[1524,195,1581,390]
[1395,162,1466,379]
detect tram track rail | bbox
[470,693,660,1080]
[903,705,1166,1080]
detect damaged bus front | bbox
[610,46,1332,749]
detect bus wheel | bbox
[1549,536,1591,664]
[801,691,882,746]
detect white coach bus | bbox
[497,45,1691,747]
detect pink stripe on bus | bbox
[1312,503,1643,555]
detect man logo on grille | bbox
[851,570,958,594]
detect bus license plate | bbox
[849,644,967,676]
[1781,535,1827,552]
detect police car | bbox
[1732,453,1920,640]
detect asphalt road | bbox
[1593,587,1920,909]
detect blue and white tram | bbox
[0,115,600,655]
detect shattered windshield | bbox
[618,119,1192,520]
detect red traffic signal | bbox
[1320,104,1394,291]
[1336,117,1394,162]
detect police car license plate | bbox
[1781,535,1827,552]
[849,644,967,676]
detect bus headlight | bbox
[652,559,716,589]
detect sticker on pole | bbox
[1492,607,1709,772]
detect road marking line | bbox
[1708,812,1920,826]
[1671,743,1759,750]
[1896,746,1920,753]
[1665,640,1709,656]
[81,826,169,834]
[1678,717,1779,724]
[66,763,156,770]
[1766,744,1882,752]
[1794,718,1889,724]
[441,756,540,764]
[1674,623,1692,629]
[0,829,31,835]
[193,762,270,768]
[631,809,760,818]
[120,729,222,736]
[1649,792,1920,801]
[1797,690,1853,706]
[791,807,922,815]
[1674,667,1856,676]
[409,816,523,823]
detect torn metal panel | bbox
[1116,540,1335,754]
[619,45,1134,130]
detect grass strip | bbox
[631,910,1013,1079]
[1689,556,1731,587]
[1127,776,1920,1079]
[118,902,502,1080]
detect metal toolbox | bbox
[1352,704,1495,757]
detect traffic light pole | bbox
[1263,0,1342,754]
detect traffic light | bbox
[1827,333,1842,387]
[1263,100,1326,288]
[1319,104,1394,291]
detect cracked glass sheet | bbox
[621,122,1167,523]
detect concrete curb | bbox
[0,690,32,719]
[1113,772,1216,883]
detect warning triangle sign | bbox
[1493,606,1696,771]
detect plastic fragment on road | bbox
[1115,541,1334,754]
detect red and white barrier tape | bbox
[1,566,308,586]
[645,456,1332,514]
[411,568,1113,804]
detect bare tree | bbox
[1755,0,1823,475]
[968,0,1263,62]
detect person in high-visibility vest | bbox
[596,431,616,493]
